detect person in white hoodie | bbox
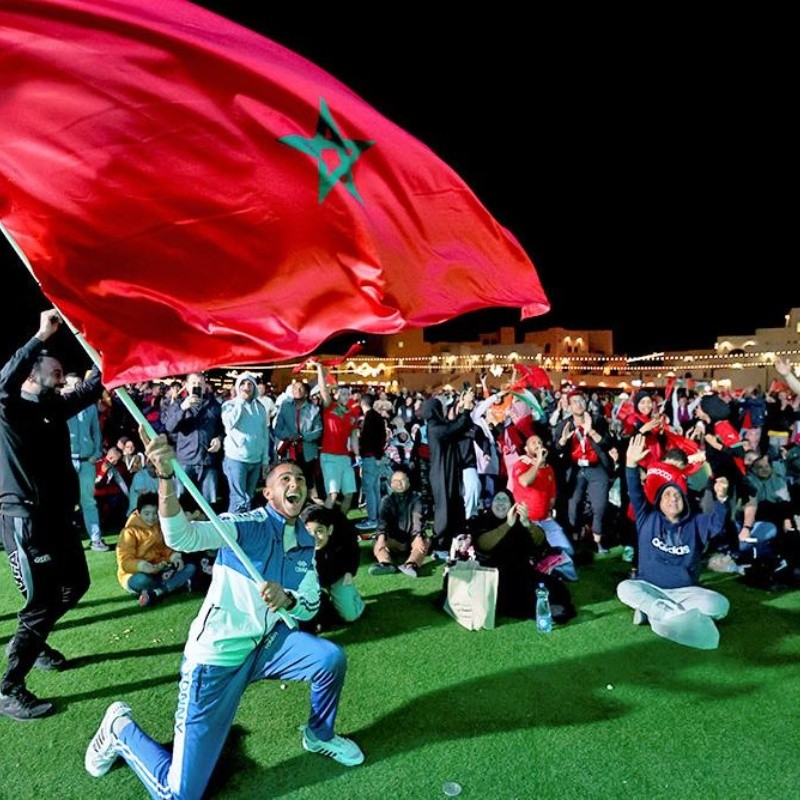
[221,373,270,513]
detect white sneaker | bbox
[85,701,131,777]
[301,725,365,766]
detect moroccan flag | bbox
[0,0,549,388]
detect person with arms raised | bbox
[617,434,731,650]
[0,310,104,720]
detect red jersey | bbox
[321,403,359,456]
[511,459,556,521]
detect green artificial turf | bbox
[2,537,800,800]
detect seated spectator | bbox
[784,443,800,505]
[116,492,196,607]
[299,505,364,631]
[745,452,797,534]
[626,447,697,516]
[510,434,577,581]
[369,467,430,577]
[616,435,731,650]
[468,491,576,623]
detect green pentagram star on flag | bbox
[0,0,549,387]
[279,97,374,203]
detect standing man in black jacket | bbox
[0,309,104,720]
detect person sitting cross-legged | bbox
[300,505,365,632]
[469,491,577,624]
[116,492,196,607]
[616,434,731,650]
[370,467,430,577]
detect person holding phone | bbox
[161,373,224,510]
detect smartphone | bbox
[191,386,202,397]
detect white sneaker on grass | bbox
[85,701,131,777]
[301,725,364,766]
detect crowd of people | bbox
[3,310,800,797]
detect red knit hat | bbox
[643,462,688,504]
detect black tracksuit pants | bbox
[1,512,90,691]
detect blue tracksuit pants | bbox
[115,624,347,800]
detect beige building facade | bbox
[235,308,800,395]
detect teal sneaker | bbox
[368,563,396,576]
[301,725,364,766]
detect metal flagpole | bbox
[1,221,295,627]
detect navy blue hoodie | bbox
[626,466,727,588]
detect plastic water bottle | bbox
[535,583,552,633]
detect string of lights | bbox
[222,348,800,376]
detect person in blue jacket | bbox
[85,435,364,799]
[617,434,731,650]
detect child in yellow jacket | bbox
[116,492,196,607]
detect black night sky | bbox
[2,4,795,367]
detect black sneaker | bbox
[34,644,67,671]
[4,641,67,671]
[0,685,54,720]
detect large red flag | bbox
[0,0,549,387]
